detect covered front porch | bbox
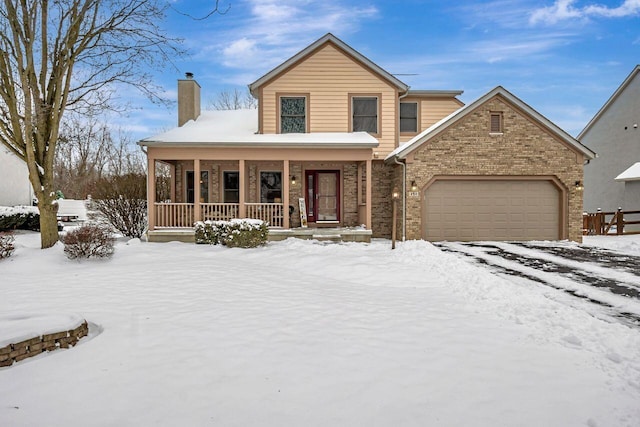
[145,146,374,242]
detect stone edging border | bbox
[0,320,88,367]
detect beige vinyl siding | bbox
[261,43,398,154]
[399,97,463,144]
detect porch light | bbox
[391,186,400,250]
[411,180,418,191]
[392,187,400,200]
[291,175,297,185]
[575,180,584,191]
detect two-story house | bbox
[139,33,595,243]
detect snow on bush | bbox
[0,206,40,231]
[0,232,15,259]
[61,224,115,259]
[195,219,268,248]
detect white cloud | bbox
[530,0,640,25]
[221,38,260,68]
[215,0,379,71]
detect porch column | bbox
[238,159,246,218]
[147,155,156,230]
[366,159,372,230]
[170,163,176,202]
[194,159,201,222]
[283,160,290,228]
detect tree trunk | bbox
[36,193,60,249]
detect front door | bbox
[305,170,340,223]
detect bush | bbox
[61,224,115,259]
[0,206,40,231]
[92,173,147,238]
[224,219,269,248]
[195,219,268,248]
[194,221,226,245]
[0,232,15,259]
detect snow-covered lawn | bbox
[1,233,639,427]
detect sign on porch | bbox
[298,198,308,228]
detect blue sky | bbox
[125,0,640,139]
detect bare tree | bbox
[54,115,112,199]
[54,115,146,198]
[0,1,198,248]
[208,88,258,110]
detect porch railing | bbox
[154,203,194,228]
[583,208,640,235]
[201,203,239,222]
[245,203,284,227]
[153,202,284,228]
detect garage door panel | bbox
[424,179,560,241]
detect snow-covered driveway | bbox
[436,239,640,328]
[1,233,639,426]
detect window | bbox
[260,171,282,203]
[400,102,418,133]
[280,97,306,133]
[490,112,503,133]
[352,96,378,133]
[186,171,209,203]
[223,171,239,203]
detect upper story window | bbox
[352,96,378,134]
[400,102,418,133]
[280,96,306,133]
[490,112,503,133]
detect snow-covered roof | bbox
[615,162,640,181]
[249,33,409,94]
[139,109,379,148]
[386,86,596,161]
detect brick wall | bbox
[0,321,88,367]
[371,160,394,238]
[405,95,584,242]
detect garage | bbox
[423,179,561,241]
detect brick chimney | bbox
[178,72,201,126]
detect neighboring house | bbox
[579,65,640,212]
[0,145,33,206]
[139,33,595,243]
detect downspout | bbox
[392,89,410,241]
[392,155,406,241]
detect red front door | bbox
[305,170,340,223]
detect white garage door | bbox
[423,179,560,241]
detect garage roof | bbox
[386,86,596,161]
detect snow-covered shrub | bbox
[194,219,268,248]
[61,224,115,259]
[222,219,269,248]
[0,232,15,259]
[194,221,226,244]
[0,206,40,231]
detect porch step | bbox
[268,227,372,243]
[147,229,195,243]
[312,234,342,242]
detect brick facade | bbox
[403,95,585,242]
